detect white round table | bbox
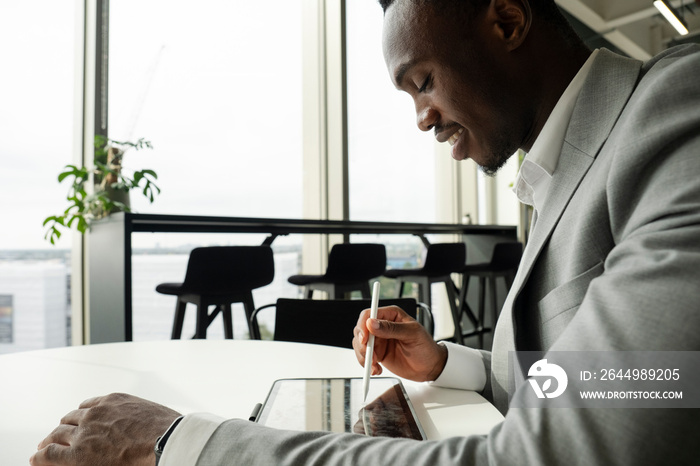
[0,340,503,464]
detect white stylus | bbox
[363,281,381,402]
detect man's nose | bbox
[417,106,438,132]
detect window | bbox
[346,0,436,224]
[0,2,75,354]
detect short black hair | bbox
[377,0,566,21]
[377,0,580,45]
[378,0,488,15]
[378,0,562,11]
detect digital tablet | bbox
[255,377,426,440]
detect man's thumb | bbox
[368,319,413,339]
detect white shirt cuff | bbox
[159,412,226,466]
[430,341,487,391]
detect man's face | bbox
[382,1,531,174]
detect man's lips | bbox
[435,126,464,145]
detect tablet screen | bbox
[256,377,425,440]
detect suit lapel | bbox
[511,49,642,317]
[489,49,643,411]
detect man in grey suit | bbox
[31,0,700,465]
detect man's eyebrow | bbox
[394,60,416,87]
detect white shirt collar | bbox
[512,49,599,210]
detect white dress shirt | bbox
[160,413,226,465]
[161,50,601,465]
[512,49,600,213]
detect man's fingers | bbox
[78,396,102,409]
[37,424,76,450]
[352,332,369,371]
[353,325,366,346]
[355,306,411,339]
[375,305,412,323]
[353,329,385,373]
[31,442,71,465]
[366,318,422,340]
[354,309,371,342]
[360,343,383,375]
[60,408,87,426]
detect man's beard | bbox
[477,136,518,177]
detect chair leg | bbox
[333,284,353,299]
[395,279,405,298]
[417,278,429,306]
[478,277,486,348]
[444,278,464,345]
[359,281,371,299]
[222,303,233,339]
[171,299,187,339]
[205,305,222,329]
[243,293,257,339]
[195,303,208,339]
[305,287,314,299]
[458,275,480,332]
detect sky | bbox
[0,1,76,250]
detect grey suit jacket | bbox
[195,46,700,465]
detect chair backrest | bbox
[324,243,387,283]
[181,246,274,295]
[259,297,419,349]
[490,242,523,270]
[422,242,467,276]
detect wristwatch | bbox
[154,416,184,465]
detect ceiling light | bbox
[654,0,689,35]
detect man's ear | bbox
[491,0,532,51]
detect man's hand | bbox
[352,305,447,382]
[30,393,181,466]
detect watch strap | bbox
[155,416,184,465]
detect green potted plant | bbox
[43,135,160,244]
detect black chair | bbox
[155,246,274,339]
[383,242,466,344]
[457,242,523,348]
[287,243,386,299]
[249,297,433,349]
